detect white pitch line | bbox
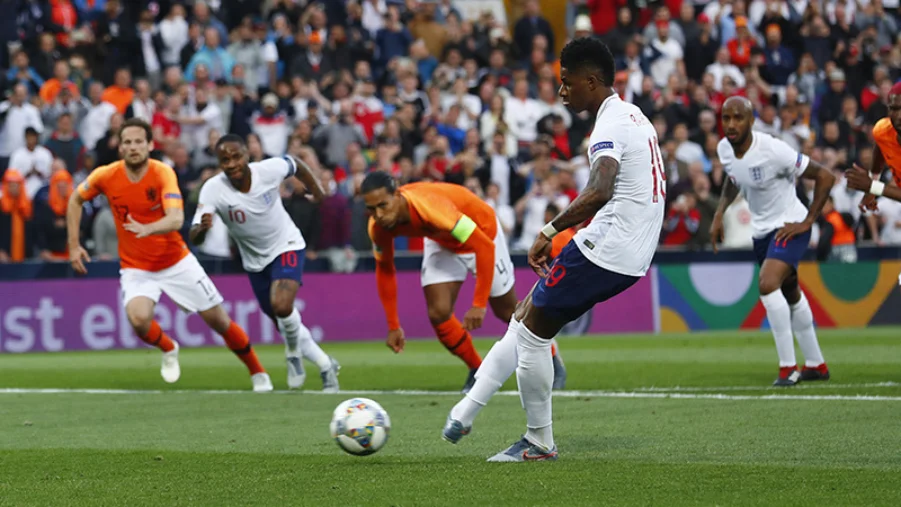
[1,387,900,402]
[631,381,901,392]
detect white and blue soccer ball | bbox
[330,398,391,456]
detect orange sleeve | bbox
[466,226,496,309]
[370,219,401,331]
[157,162,184,210]
[77,166,109,201]
[551,229,575,259]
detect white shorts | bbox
[421,220,515,298]
[120,253,224,313]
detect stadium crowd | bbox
[0,0,900,271]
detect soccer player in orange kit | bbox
[66,118,272,391]
[362,171,565,393]
[847,83,901,206]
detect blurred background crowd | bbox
[0,0,899,271]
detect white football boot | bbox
[160,342,181,383]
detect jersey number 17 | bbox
[648,137,666,203]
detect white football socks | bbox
[450,319,521,427]
[790,292,825,367]
[760,290,796,367]
[278,308,332,371]
[516,322,555,451]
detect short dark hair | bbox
[361,170,397,195]
[560,37,615,87]
[215,134,246,150]
[119,118,153,142]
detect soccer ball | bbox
[329,398,391,456]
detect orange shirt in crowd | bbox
[101,86,135,115]
[369,182,498,330]
[77,160,188,271]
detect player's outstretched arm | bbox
[548,156,619,232]
[290,149,326,203]
[66,192,90,274]
[846,163,901,202]
[710,177,740,253]
[189,213,213,246]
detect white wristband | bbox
[870,180,885,197]
[541,222,559,239]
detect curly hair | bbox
[559,37,615,87]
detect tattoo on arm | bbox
[715,176,739,215]
[550,156,619,231]
[801,160,835,223]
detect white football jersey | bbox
[193,157,306,272]
[717,133,809,239]
[573,94,666,277]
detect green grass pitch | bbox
[1,329,900,506]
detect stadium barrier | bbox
[1,247,900,352]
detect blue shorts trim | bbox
[247,249,305,317]
[752,230,810,269]
[531,241,640,323]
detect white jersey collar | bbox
[596,92,620,120]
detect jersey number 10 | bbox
[649,137,666,203]
[228,209,247,224]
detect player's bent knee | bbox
[125,299,155,335]
[270,298,294,318]
[427,305,453,325]
[199,305,231,334]
[758,275,782,296]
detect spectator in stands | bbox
[5,50,44,96]
[33,169,73,262]
[10,127,53,199]
[663,192,700,246]
[0,84,44,173]
[43,113,85,177]
[92,202,118,261]
[513,0,554,61]
[318,167,356,273]
[816,195,857,263]
[0,169,33,262]
[94,113,124,167]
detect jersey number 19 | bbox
[649,137,666,203]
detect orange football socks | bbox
[140,321,175,352]
[222,322,265,375]
[434,316,482,370]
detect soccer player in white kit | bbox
[710,97,835,386]
[189,134,340,392]
[444,38,666,461]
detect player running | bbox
[711,96,835,386]
[189,134,341,392]
[444,37,665,461]
[361,173,566,393]
[844,83,901,209]
[66,119,273,392]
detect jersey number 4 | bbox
[649,137,666,203]
[228,209,246,224]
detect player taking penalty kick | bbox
[711,97,834,386]
[66,119,272,392]
[190,135,340,392]
[362,173,566,393]
[446,38,665,461]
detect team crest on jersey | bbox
[263,191,273,205]
[749,167,763,182]
[146,188,157,202]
